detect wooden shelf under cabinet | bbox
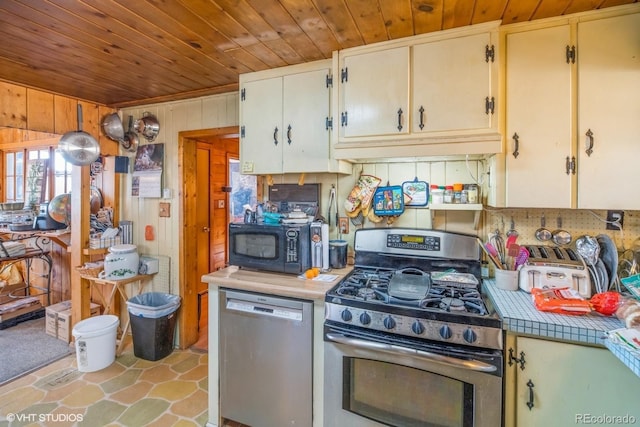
[429,203,483,229]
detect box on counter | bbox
[46,300,100,342]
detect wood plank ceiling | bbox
[0,0,636,108]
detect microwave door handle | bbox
[325,332,496,373]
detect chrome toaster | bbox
[518,245,592,298]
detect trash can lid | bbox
[72,315,119,338]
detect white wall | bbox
[120,92,239,292]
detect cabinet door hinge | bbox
[485,96,495,115]
[326,117,333,130]
[341,111,348,127]
[485,44,495,63]
[508,347,526,370]
[566,45,576,64]
[341,67,348,83]
[326,73,333,88]
[240,88,246,101]
[240,125,245,138]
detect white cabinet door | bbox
[515,337,640,427]
[412,32,494,133]
[339,46,410,138]
[282,69,331,173]
[504,25,573,208]
[240,77,283,174]
[577,12,640,210]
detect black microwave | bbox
[228,222,311,274]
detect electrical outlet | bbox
[339,217,349,234]
[606,210,624,230]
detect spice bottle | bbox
[444,186,454,203]
[453,183,463,203]
[431,185,444,204]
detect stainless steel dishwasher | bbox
[219,288,313,427]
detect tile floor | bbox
[0,343,209,426]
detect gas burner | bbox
[357,288,377,300]
[440,297,466,311]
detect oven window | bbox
[343,357,473,427]
[233,233,277,258]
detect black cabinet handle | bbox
[273,127,279,146]
[287,125,292,145]
[397,108,403,131]
[418,106,425,130]
[512,133,520,158]
[526,379,535,410]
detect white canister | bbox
[99,244,139,280]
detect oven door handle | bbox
[326,332,497,373]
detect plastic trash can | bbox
[126,292,181,361]
[72,315,119,372]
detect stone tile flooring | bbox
[0,347,208,426]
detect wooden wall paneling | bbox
[53,96,77,134]
[0,81,27,128]
[26,89,55,133]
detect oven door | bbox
[324,325,503,427]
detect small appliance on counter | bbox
[518,245,592,297]
[310,221,329,271]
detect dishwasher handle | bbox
[325,332,497,373]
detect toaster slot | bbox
[565,248,578,261]
[551,246,563,261]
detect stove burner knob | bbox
[341,309,353,322]
[463,328,477,344]
[411,321,425,335]
[439,325,452,340]
[383,316,396,330]
[359,312,371,325]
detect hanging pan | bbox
[58,104,100,166]
[121,115,139,153]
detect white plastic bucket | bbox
[72,315,119,372]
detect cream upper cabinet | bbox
[338,46,410,139]
[412,32,496,134]
[240,76,283,175]
[503,6,640,209]
[334,22,502,160]
[576,12,640,209]
[240,60,350,175]
[504,24,573,208]
[505,336,640,427]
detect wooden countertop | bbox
[202,265,353,300]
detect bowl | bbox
[0,202,25,211]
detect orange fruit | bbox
[305,269,314,279]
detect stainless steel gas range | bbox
[324,228,503,427]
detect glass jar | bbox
[452,183,463,204]
[429,184,439,204]
[431,187,444,204]
[467,184,479,204]
[444,186,454,203]
[461,189,468,204]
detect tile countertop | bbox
[201,265,353,301]
[483,278,640,378]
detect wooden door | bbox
[196,142,213,295]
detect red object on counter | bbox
[590,291,622,316]
[531,287,592,315]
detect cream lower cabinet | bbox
[240,60,349,175]
[504,335,640,427]
[504,6,640,209]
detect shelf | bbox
[429,203,483,229]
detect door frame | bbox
[178,126,238,348]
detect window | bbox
[4,147,72,204]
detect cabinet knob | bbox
[202,226,210,232]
